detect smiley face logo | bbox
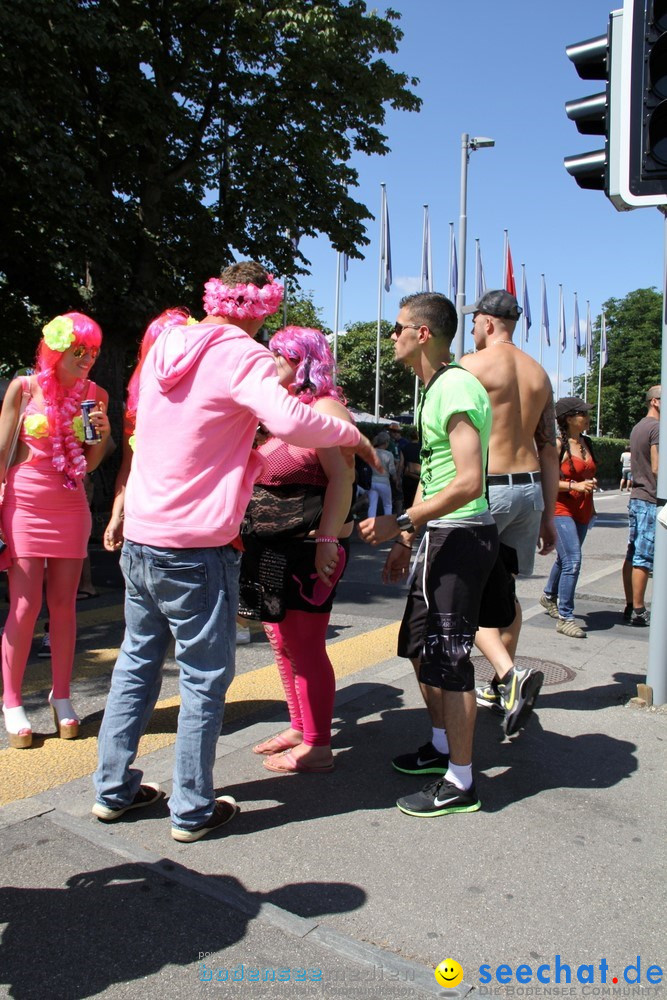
[434,959,464,988]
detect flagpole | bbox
[503,230,508,286]
[540,274,545,368]
[596,309,605,435]
[475,239,480,305]
[375,184,386,421]
[448,223,454,298]
[521,264,526,351]
[584,300,591,401]
[333,251,342,371]
[557,284,563,399]
[571,292,577,393]
[415,205,430,420]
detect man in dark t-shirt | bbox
[622,385,660,626]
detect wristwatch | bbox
[396,512,416,534]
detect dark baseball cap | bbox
[555,396,593,418]
[462,289,522,320]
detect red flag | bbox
[504,240,517,296]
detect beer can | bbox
[81,399,102,443]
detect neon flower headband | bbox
[42,316,76,352]
[202,274,284,320]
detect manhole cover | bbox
[472,656,576,687]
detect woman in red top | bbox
[540,397,597,639]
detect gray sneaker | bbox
[631,608,651,627]
[499,666,544,736]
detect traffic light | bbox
[612,0,667,208]
[564,20,613,192]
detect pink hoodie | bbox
[123,322,360,548]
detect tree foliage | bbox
[262,287,330,340]
[578,288,662,437]
[0,0,420,394]
[335,320,415,415]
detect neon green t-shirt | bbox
[418,363,492,519]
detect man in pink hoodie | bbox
[93,262,376,842]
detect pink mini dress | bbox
[1,377,99,559]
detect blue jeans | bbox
[94,541,240,830]
[545,516,590,620]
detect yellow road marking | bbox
[0,621,400,806]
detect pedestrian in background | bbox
[540,397,597,640]
[621,385,660,626]
[366,431,396,518]
[619,447,632,492]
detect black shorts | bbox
[477,542,518,629]
[397,520,498,692]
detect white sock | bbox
[431,727,449,755]
[445,762,472,791]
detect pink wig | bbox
[125,308,191,425]
[35,311,102,374]
[268,327,345,405]
[35,312,103,488]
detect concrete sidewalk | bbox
[0,492,665,1000]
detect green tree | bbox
[262,288,330,339]
[578,288,661,437]
[0,0,420,402]
[335,320,415,415]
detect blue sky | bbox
[290,0,662,394]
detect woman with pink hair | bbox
[241,326,355,773]
[104,308,191,552]
[0,313,111,747]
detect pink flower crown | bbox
[203,274,284,320]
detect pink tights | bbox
[2,557,82,707]
[263,610,335,747]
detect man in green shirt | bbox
[359,292,498,817]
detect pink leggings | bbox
[2,557,82,707]
[263,610,335,747]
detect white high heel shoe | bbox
[48,691,79,740]
[2,704,33,749]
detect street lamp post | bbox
[454,133,495,361]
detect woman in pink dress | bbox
[0,313,111,748]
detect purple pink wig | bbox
[268,327,345,405]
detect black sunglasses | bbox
[392,321,423,338]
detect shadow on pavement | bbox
[0,862,365,999]
[217,681,637,829]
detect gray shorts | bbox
[488,475,544,576]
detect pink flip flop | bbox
[252,733,302,756]
[262,749,334,774]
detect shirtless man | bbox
[460,290,558,729]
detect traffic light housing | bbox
[564,21,613,192]
[613,0,667,208]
